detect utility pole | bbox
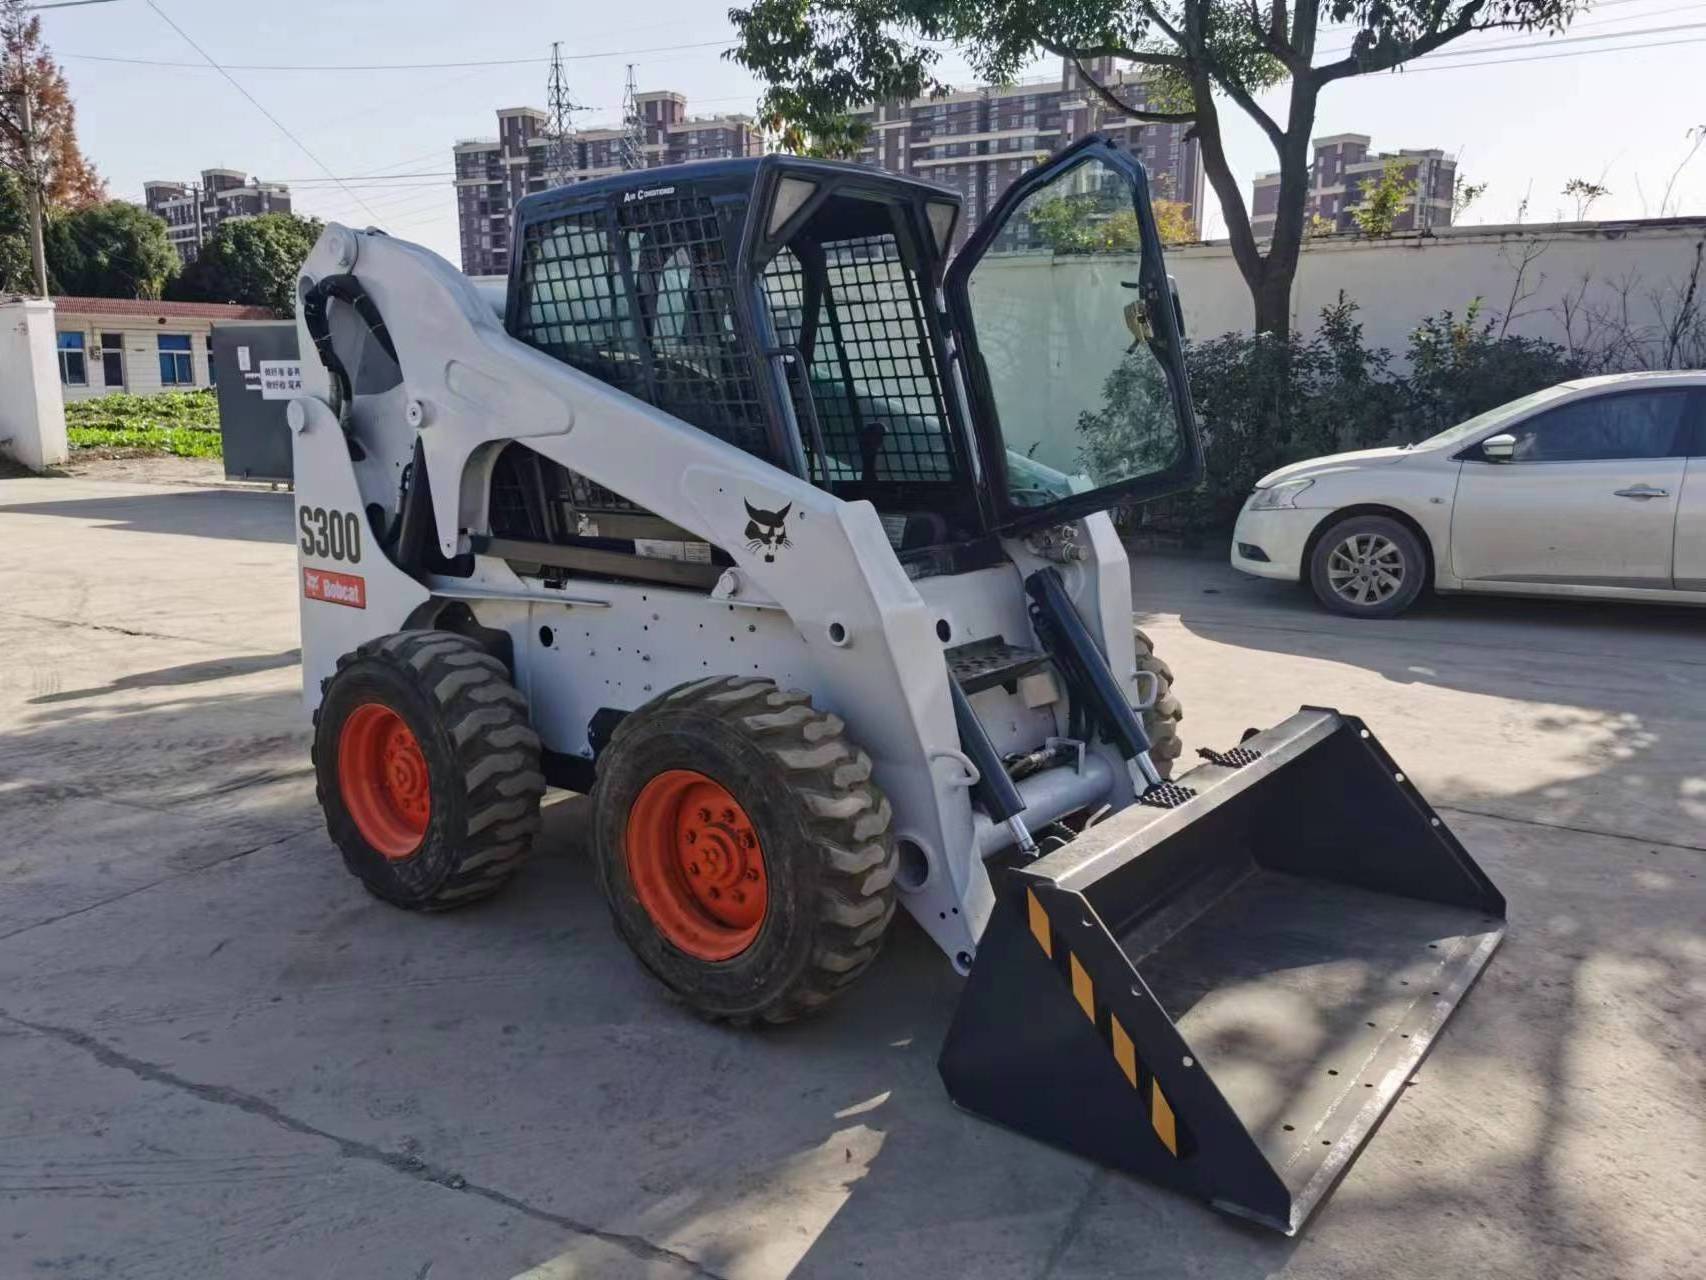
[16,62,45,296]
[544,41,579,189]
[620,64,643,172]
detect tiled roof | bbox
[47,295,280,321]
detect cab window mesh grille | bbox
[760,233,956,485]
[513,196,773,465]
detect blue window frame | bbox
[57,331,87,385]
[158,333,194,386]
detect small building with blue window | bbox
[50,296,277,401]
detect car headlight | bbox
[1248,478,1315,510]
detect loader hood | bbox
[1254,445,1414,488]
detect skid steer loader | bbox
[289,135,1505,1233]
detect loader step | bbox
[946,638,1049,694]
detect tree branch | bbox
[1242,0,1310,74]
[1064,56,1196,123]
[1038,37,1190,74]
[1313,2,1494,83]
[1207,64,1286,149]
[1132,0,1188,50]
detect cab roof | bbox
[512,153,961,225]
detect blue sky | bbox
[48,0,1706,264]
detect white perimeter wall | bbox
[1162,217,1706,362]
[0,299,68,470]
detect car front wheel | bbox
[1307,515,1427,618]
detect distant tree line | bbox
[0,173,323,313]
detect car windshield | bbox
[1414,384,1575,449]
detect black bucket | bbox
[939,707,1506,1234]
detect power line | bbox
[283,172,455,184]
[60,37,731,72]
[1382,30,1706,71]
[1311,9,1706,59]
[1415,15,1706,54]
[142,0,385,222]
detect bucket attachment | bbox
[939,708,1505,1234]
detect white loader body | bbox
[290,223,1146,968]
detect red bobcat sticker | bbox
[303,567,366,609]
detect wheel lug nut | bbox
[731,890,744,904]
[684,830,697,844]
[697,808,712,822]
[708,887,720,899]
[721,809,735,823]
[744,868,758,880]
[689,863,700,875]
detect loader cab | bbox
[739,137,1203,546]
[498,138,1199,570]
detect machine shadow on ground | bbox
[26,649,302,705]
[0,488,294,544]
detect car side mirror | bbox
[1481,433,1516,462]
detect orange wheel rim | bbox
[625,769,767,961]
[338,703,431,860]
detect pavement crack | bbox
[1036,1167,1105,1280]
[0,823,319,946]
[0,1011,725,1280]
[1437,804,1706,855]
[6,610,237,649]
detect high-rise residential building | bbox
[1251,135,1456,238]
[142,169,293,264]
[846,57,1206,250]
[453,96,763,277]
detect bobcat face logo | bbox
[744,500,792,563]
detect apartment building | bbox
[142,169,293,264]
[1251,134,1456,237]
[453,97,763,277]
[847,57,1206,249]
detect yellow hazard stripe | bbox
[1024,888,1183,1159]
[1110,1015,1138,1087]
[1069,954,1094,1021]
[1027,889,1052,957]
[1151,1082,1178,1155]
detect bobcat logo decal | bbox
[744,500,792,563]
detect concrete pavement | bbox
[0,475,1700,1279]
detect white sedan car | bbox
[1231,371,1706,617]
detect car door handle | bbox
[1613,486,1669,499]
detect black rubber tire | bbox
[312,630,545,909]
[592,675,898,1025]
[1134,626,1183,778]
[1308,514,1427,619]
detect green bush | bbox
[66,389,222,458]
[1134,298,1584,534]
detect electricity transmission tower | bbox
[545,41,580,188]
[619,64,644,171]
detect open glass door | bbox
[945,136,1202,534]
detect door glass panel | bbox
[1503,390,1691,462]
[964,155,1188,509]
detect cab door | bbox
[944,135,1202,535]
[1451,388,1695,589]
